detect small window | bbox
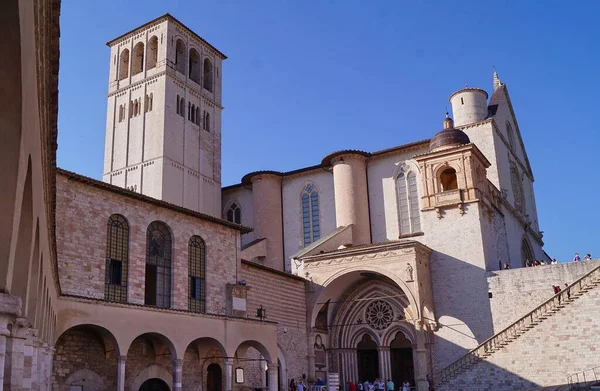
[302,184,320,246]
[203,111,210,131]
[440,168,458,191]
[195,107,200,125]
[461,97,464,105]
[179,98,185,118]
[226,203,241,224]
[176,95,180,115]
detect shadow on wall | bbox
[428,252,495,373]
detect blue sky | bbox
[57,0,600,263]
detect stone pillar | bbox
[173,358,183,391]
[37,345,46,391]
[224,358,233,391]
[330,153,371,245]
[413,325,429,391]
[247,172,284,270]
[307,331,316,382]
[45,345,54,391]
[268,364,278,391]
[23,328,37,390]
[377,347,390,381]
[117,355,127,391]
[31,338,40,391]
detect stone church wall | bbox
[487,260,600,332]
[240,261,309,386]
[56,172,240,313]
[438,271,600,391]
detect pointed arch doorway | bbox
[139,378,170,391]
[357,334,378,382]
[389,332,414,387]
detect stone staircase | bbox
[436,264,600,388]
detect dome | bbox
[429,114,471,151]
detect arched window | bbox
[147,36,158,69]
[195,107,200,125]
[506,121,516,150]
[105,215,128,302]
[226,203,241,224]
[189,48,201,84]
[203,58,213,92]
[521,238,534,267]
[397,169,421,235]
[179,98,185,118]
[118,105,124,122]
[188,236,206,313]
[175,39,186,75]
[119,49,129,80]
[176,95,180,115]
[188,102,191,120]
[510,162,525,213]
[132,42,144,75]
[145,221,172,308]
[302,184,320,246]
[191,104,196,124]
[134,99,139,116]
[149,93,153,111]
[203,111,210,131]
[440,168,458,191]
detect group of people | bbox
[354,379,412,391]
[572,253,593,262]
[523,258,558,267]
[290,378,421,391]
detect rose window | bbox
[366,300,394,330]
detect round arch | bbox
[54,324,121,356]
[130,365,173,391]
[309,266,420,328]
[126,332,178,361]
[183,336,227,359]
[234,340,273,363]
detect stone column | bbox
[173,358,183,391]
[268,364,278,391]
[224,358,233,391]
[31,338,41,391]
[117,355,127,391]
[37,345,46,391]
[377,347,390,381]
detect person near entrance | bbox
[386,379,394,391]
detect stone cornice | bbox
[301,240,432,266]
[107,70,224,110]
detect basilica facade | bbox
[1,6,556,391]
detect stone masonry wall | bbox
[56,173,239,314]
[488,260,600,331]
[52,328,117,390]
[241,261,308,386]
[438,272,600,391]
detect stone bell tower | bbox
[102,14,225,216]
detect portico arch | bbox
[183,337,227,391]
[131,365,173,391]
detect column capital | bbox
[173,358,184,368]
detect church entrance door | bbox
[389,332,414,387]
[207,363,223,391]
[357,334,379,382]
[139,378,170,391]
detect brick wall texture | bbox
[488,260,600,331]
[241,262,309,386]
[438,267,600,391]
[56,173,239,313]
